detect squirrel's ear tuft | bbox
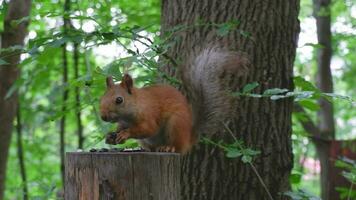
[121,74,133,94]
[106,76,115,88]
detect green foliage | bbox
[283,189,322,200]
[233,77,355,106]
[241,82,259,93]
[289,170,303,186]
[335,157,356,200]
[116,139,140,149]
[3,0,162,198]
[202,137,260,164]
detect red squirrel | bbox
[100,47,249,154]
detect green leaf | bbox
[293,76,319,92]
[294,91,316,101]
[263,88,289,95]
[270,95,287,100]
[47,37,70,47]
[242,82,259,93]
[289,172,302,184]
[226,149,242,158]
[102,32,116,40]
[5,83,18,99]
[283,191,303,200]
[303,43,324,49]
[239,30,251,38]
[245,93,263,98]
[241,155,252,163]
[298,100,320,111]
[117,139,140,149]
[10,16,30,27]
[283,189,322,200]
[216,23,232,36]
[0,45,24,53]
[323,93,354,103]
[244,148,261,156]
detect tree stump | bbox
[65,152,181,200]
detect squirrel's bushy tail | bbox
[183,46,249,139]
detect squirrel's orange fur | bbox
[100,74,194,154]
[100,47,249,154]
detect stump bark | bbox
[65,152,181,200]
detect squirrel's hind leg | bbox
[165,113,193,154]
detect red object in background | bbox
[328,139,356,199]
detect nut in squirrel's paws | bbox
[156,146,176,153]
[105,132,117,145]
[105,131,130,145]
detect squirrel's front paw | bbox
[105,132,118,145]
[105,131,130,145]
[115,130,130,144]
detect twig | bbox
[347,182,354,200]
[222,122,274,200]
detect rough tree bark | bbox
[0,0,31,199]
[65,152,181,200]
[161,0,300,199]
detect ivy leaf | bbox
[242,82,259,93]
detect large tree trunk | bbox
[161,0,300,199]
[0,1,31,199]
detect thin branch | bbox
[222,122,274,200]
[347,182,354,200]
[73,42,84,149]
[59,0,71,185]
[16,102,28,200]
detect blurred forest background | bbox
[0,0,355,199]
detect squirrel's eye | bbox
[115,97,124,104]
